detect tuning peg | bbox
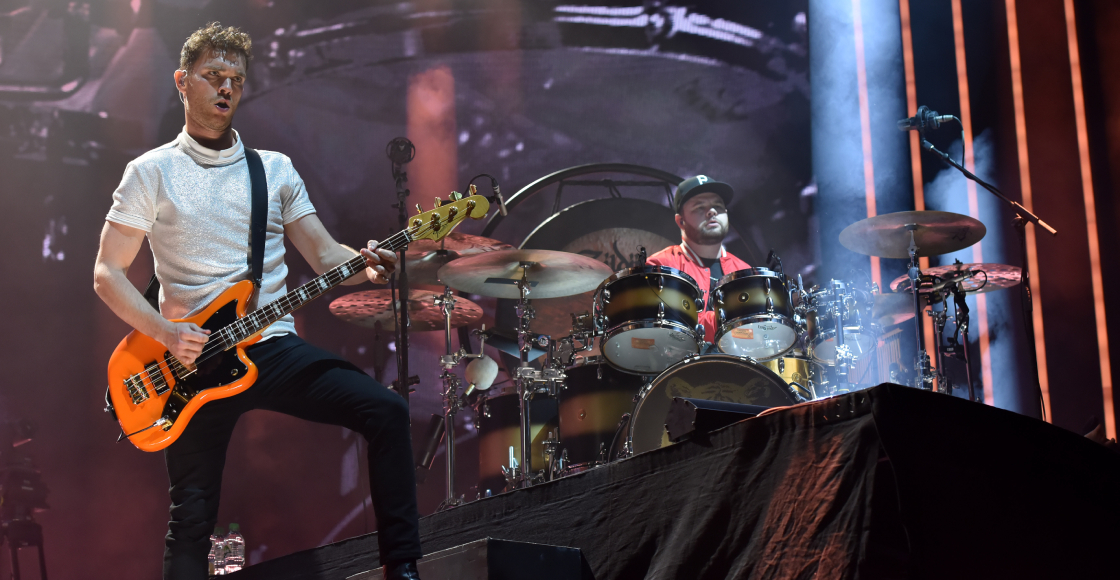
[450,191,463,201]
[415,203,423,214]
[434,197,443,207]
[469,184,478,195]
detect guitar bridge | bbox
[125,374,149,404]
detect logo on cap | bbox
[696,175,708,184]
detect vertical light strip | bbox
[899,0,936,368]
[1005,0,1051,418]
[1064,0,1113,437]
[951,0,995,405]
[852,0,881,288]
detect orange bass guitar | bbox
[106,195,490,452]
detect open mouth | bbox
[215,101,231,112]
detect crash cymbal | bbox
[437,249,614,299]
[839,211,986,259]
[404,250,465,286]
[328,289,482,332]
[890,263,1022,295]
[405,232,513,255]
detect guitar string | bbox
[123,214,457,399]
[133,221,430,394]
[128,220,434,397]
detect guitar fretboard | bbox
[209,233,412,354]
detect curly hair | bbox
[179,22,252,73]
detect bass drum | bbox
[477,391,558,496]
[629,355,796,454]
[559,357,646,470]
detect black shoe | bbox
[383,560,421,580]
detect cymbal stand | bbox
[511,263,565,488]
[433,286,485,511]
[906,225,935,390]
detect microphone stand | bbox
[920,138,1057,415]
[391,161,417,402]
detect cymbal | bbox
[438,249,614,299]
[890,263,1022,295]
[406,232,513,255]
[405,250,465,286]
[839,211,986,259]
[871,292,922,327]
[328,289,482,332]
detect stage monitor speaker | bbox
[665,397,770,442]
[346,537,590,580]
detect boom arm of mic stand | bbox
[920,139,1056,235]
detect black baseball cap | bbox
[673,175,734,214]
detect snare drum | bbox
[712,268,798,359]
[596,265,703,374]
[629,354,796,454]
[558,357,646,469]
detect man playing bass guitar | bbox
[92,23,422,580]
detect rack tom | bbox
[712,268,798,359]
[595,265,703,375]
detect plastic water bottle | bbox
[208,526,226,576]
[224,523,245,573]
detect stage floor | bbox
[232,384,1120,580]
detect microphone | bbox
[490,178,508,216]
[386,137,415,165]
[897,105,955,132]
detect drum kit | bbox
[328,209,1024,506]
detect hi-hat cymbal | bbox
[406,232,513,255]
[839,211,986,259]
[890,263,1022,295]
[438,249,614,299]
[328,289,482,332]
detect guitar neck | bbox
[212,229,413,349]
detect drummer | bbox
[646,175,751,345]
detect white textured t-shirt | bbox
[106,129,316,340]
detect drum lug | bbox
[718,308,726,323]
[657,302,665,321]
[696,324,704,337]
[778,358,785,373]
[658,276,664,293]
[602,289,611,303]
[765,278,772,293]
[715,289,723,305]
[766,296,775,313]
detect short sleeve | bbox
[280,156,316,224]
[105,161,157,232]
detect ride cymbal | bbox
[839,211,985,259]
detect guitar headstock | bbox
[408,194,491,243]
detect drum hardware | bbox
[433,287,493,511]
[840,210,987,391]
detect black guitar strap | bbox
[141,146,268,310]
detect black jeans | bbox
[162,334,422,579]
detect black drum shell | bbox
[598,266,702,332]
[477,393,557,496]
[712,268,794,328]
[558,359,645,467]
